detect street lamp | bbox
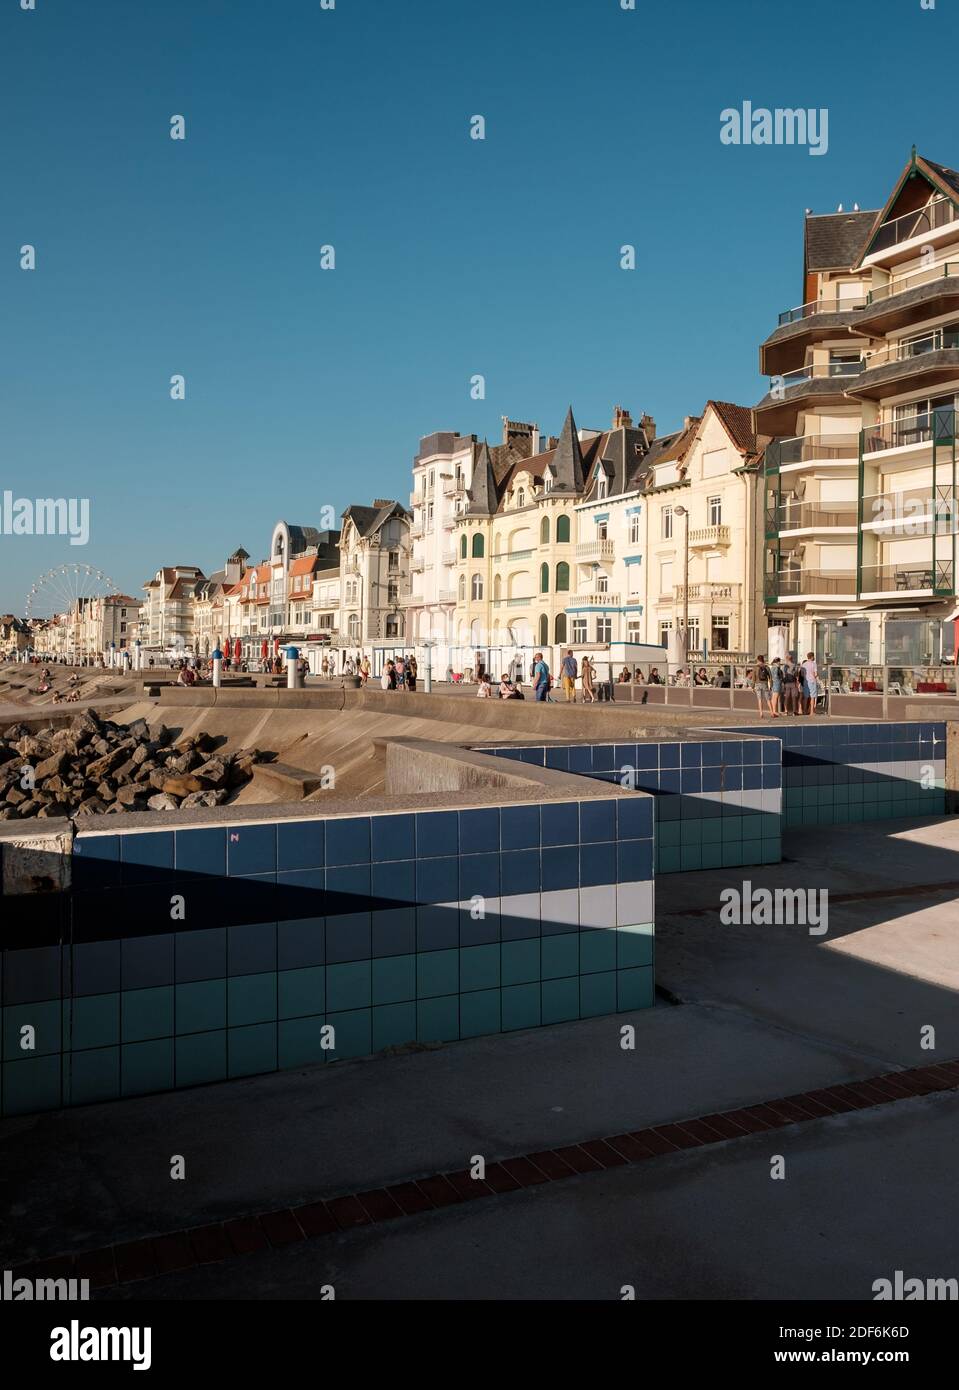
[674,505,690,664]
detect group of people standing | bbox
[380,654,418,691]
[749,651,820,718]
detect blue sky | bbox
[1,0,956,608]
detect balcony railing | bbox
[868,195,959,255]
[575,539,615,561]
[859,562,953,593]
[771,360,862,390]
[436,590,456,603]
[441,550,457,566]
[767,570,856,597]
[494,549,533,562]
[765,433,859,470]
[689,524,731,547]
[492,596,533,608]
[675,583,740,600]
[862,326,959,371]
[776,502,859,530]
[777,292,867,325]
[443,479,466,497]
[868,260,959,303]
[569,592,621,606]
[861,486,959,529]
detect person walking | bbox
[582,654,596,703]
[407,655,417,692]
[560,648,578,702]
[751,654,773,718]
[770,657,783,717]
[532,650,550,702]
[359,655,370,686]
[802,651,819,715]
[395,654,406,690]
[781,652,799,715]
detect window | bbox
[554,613,567,643]
[540,516,550,544]
[685,620,700,653]
[538,613,549,645]
[597,520,608,539]
[627,618,641,641]
[662,506,673,539]
[544,475,553,493]
[471,573,484,601]
[540,562,549,594]
[597,574,609,593]
[388,582,398,603]
[427,503,434,528]
[471,533,485,558]
[659,619,672,646]
[711,614,730,651]
[121,608,127,618]
[428,471,434,489]
[386,615,400,637]
[517,488,526,508]
[660,560,674,596]
[493,574,502,601]
[460,534,467,559]
[597,474,608,499]
[627,565,642,597]
[628,514,641,545]
[572,618,587,643]
[555,561,570,592]
[556,514,570,543]
[595,616,611,643]
[458,574,466,601]
[388,551,399,571]
[708,496,722,526]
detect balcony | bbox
[443,478,466,497]
[409,521,424,539]
[775,501,859,533]
[856,261,959,335]
[848,328,959,400]
[864,194,959,264]
[761,292,869,376]
[764,570,857,601]
[410,556,425,573]
[436,589,457,603]
[494,549,533,562]
[575,539,615,562]
[861,485,958,532]
[754,360,862,436]
[492,596,533,608]
[862,412,956,456]
[765,433,859,471]
[689,524,731,548]
[441,549,457,566]
[568,592,621,606]
[859,561,954,596]
[675,583,741,601]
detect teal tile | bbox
[122,986,174,1043]
[327,961,371,1013]
[501,983,540,1031]
[617,966,654,1010]
[2,1055,61,1116]
[541,934,578,980]
[278,966,325,1019]
[501,938,539,986]
[580,929,615,974]
[659,821,681,847]
[228,972,277,1027]
[278,1016,329,1068]
[68,993,120,1052]
[460,944,500,992]
[542,977,579,1024]
[326,1007,372,1060]
[680,846,702,871]
[721,817,743,840]
[175,980,226,1035]
[701,842,724,869]
[66,1046,120,1106]
[417,949,459,999]
[761,842,780,864]
[372,954,415,1005]
[372,1002,416,1051]
[121,1038,174,1097]
[417,995,458,1043]
[3,999,61,1060]
[228,1022,277,1078]
[741,839,763,867]
[460,989,501,1037]
[702,819,723,844]
[657,847,681,873]
[580,970,616,1018]
[175,1029,227,1086]
[616,924,653,969]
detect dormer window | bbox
[517,488,526,508]
[597,475,608,499]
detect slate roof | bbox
[465,440,497,516]
[341,501,410,538]
[804,210,877,272]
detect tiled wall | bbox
[480,739,782,875]
[720,722,947,827]
[0,797,655,1116]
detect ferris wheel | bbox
[24,564,120,622]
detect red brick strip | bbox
[13,1059,958,1291]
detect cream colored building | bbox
[338,500,411,668]
[141,565,206,654]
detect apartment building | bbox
[406,429,477,677]
[193,549,248,657]
[78,594,142,659]
[140,565,206,653]
[756,149,959,666]
[234,522,340,660]
[642,402,766,660]
[338,500,411,666]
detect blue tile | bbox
[680,769,702,793]
[500,804,540,850]
[633,743,659,770]
[579,799,616,844]
[175,828,226,877]
[416,905,460,951]
[3,946,61,1005]
[325,914,371,963]
[277,820,325,872]
[659,769,681,794]
[590,744,616,773]
[174,928,226,984]
[459,852,500,900]
[415,856,458,904]
[617,839,653,882]
[121,934,174,990]
[227,824,276,875]
[542,847,578,892]
[277,918,325,969]
[120,831,174,885]
[371,909,415,957]
[545,746,570,771]
[568,745,593,774]
[325,864,371,915]
[680,743,702,767]
[371,813,415,863]
[616,797,652,840]
[72,941,121,996]
[501,849,540,896]
[414,811,458,858]
[458,806,500,856]
[579,841,616,888]
[72,834,121,889]
[227,922,277,976]
[372,858,415,905]
[541,801,579,847]
[325,817,371,867]
[276,868,326,921]
[658,743,679,769]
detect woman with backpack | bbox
[751,655,773,718]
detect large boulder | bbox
[160,774,205,798]
[147,793,180,811]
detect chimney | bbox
[612,405,633,429]
[639,412,656,441]
[371,498,393,508]
[531,426,541,455]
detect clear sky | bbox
[2,0,956,608]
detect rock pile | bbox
[0,712,264,820]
